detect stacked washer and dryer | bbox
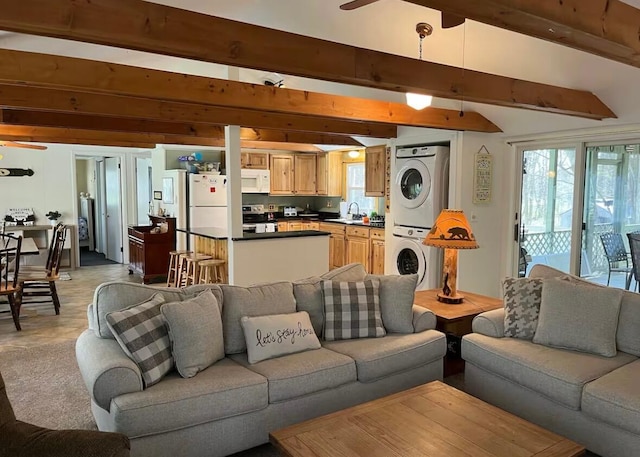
[391,145,450,290]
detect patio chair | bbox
[627,232,640,292]
[599,232,633,289]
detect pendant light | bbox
[406,22,433,110]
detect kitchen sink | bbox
[324,218,365,225]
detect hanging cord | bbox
[419,34,424,60]
[460,21,467,117]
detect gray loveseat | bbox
[462,264,640,457]
[76,264,446,457]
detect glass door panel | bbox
[519,147,577,276]
[581,144,640,289]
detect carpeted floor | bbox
[80,247,118,267]
[0,340,600,457]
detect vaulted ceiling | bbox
[0,0,639,149]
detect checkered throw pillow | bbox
[321,279,386,341]
[106,293,173,388]
[503,277,544,339]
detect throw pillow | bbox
[321,279,386,341]
[365,273,417,333]
[160,289,225,378]
[240,311,321,364]
[105,293,173,387]
[532,278,623,357]
[221,282,297,354]
[502,277,544,339]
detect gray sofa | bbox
[462,264,640,457]
[76,264,446,457]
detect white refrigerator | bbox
[189,173,228,229]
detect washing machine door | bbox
[394,159,432,210]
[393,237,426,284]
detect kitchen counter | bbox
[176,227,228,240]
[280,217,385,228]
[233,230,330,241]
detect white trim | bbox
[571,142,587,276]
[505,123,640,145]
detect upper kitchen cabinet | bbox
[317,152,342,197]
[365,145,387,197]
[270,154,295,195]
[294,154,317,195]
[241,152,269,169]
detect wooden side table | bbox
[414,289,503,376]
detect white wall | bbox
[0,145,75,226]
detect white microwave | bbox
[241,169,271,194]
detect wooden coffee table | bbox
[270,381,585,457]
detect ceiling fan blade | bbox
[340,0,380,10]
[442,12,465,28]
[0,141,47,150]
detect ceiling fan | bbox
[0,141,47,150]
[339,0,465,28]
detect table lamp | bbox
[423,209,479,304]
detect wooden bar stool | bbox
[179,253,213,287]
[197,259,227,284]
[167,250,192,287]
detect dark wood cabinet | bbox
[128,215,176,284]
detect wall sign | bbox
[0,168,34,177]
[473,146,493,204]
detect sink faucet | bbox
[347,202,360,216]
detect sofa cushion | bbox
[93,281,223,339]
[221,282,296,354]
[240,311,321,364]
[109,358,267,437]
[582,359,640,436]
[322,279,385,341]
[105,293,173,388]
[462,333,636,410]
[293,263,368,337]
[502,277,543,339]
[529,263,640,357]
[533,278,622,357]
[323,331,446,382]
[365,274,417,334]
[229,348,356,403]
[161,289,225,378]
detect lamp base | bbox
[437,292,465,304]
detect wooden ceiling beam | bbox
[0,110,363,146]
[0,0,613,120]
[0,49,500,132]
[404,0,640,69]
[0,84,396,138]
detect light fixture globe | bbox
[405,93,433,110]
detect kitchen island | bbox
[177,227,330,285]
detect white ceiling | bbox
[1,0,640,138]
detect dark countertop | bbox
[232,230,330,241]
[176,227,228,240]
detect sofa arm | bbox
[472,308,505,337]
[412,305,437,332]
[75,330,143,412]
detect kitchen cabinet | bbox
[287,221,303,231]
[365,145,387,197]
[316,153,328,196]
[270,154,295,195]
[294,154,317,195]
[128,216,176,284]
[320,222,346,270]
[277,222,288,232]
[346,225,371,273]
[370,228,385,275]
[301,221,320,230]
[241,152,269,169]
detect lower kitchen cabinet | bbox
[346,226,371,273]
[320,222,346,270]
[277,222,288,232]
[370,228,385,275]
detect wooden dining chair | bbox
[0,233,22,331]
[627,232,640,292]
[16,224,66,315]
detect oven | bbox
[242,205,276,233]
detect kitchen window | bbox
[345,163,377,216]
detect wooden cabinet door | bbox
[308,222,320,230]
[294,154,317,195]
[328,152,342,197]
[365,145,387,197]
[277,222,288,232]
[288,221,303,231]
[346,237,370,272]
[371,239,385,275]
[270,155,295,195]
[242,152,269,169]
[316,153,328,196]
[332,234,346,269]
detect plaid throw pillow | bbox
[321,279,386,341]
[503,277,543,339]
[106,293,173,388]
